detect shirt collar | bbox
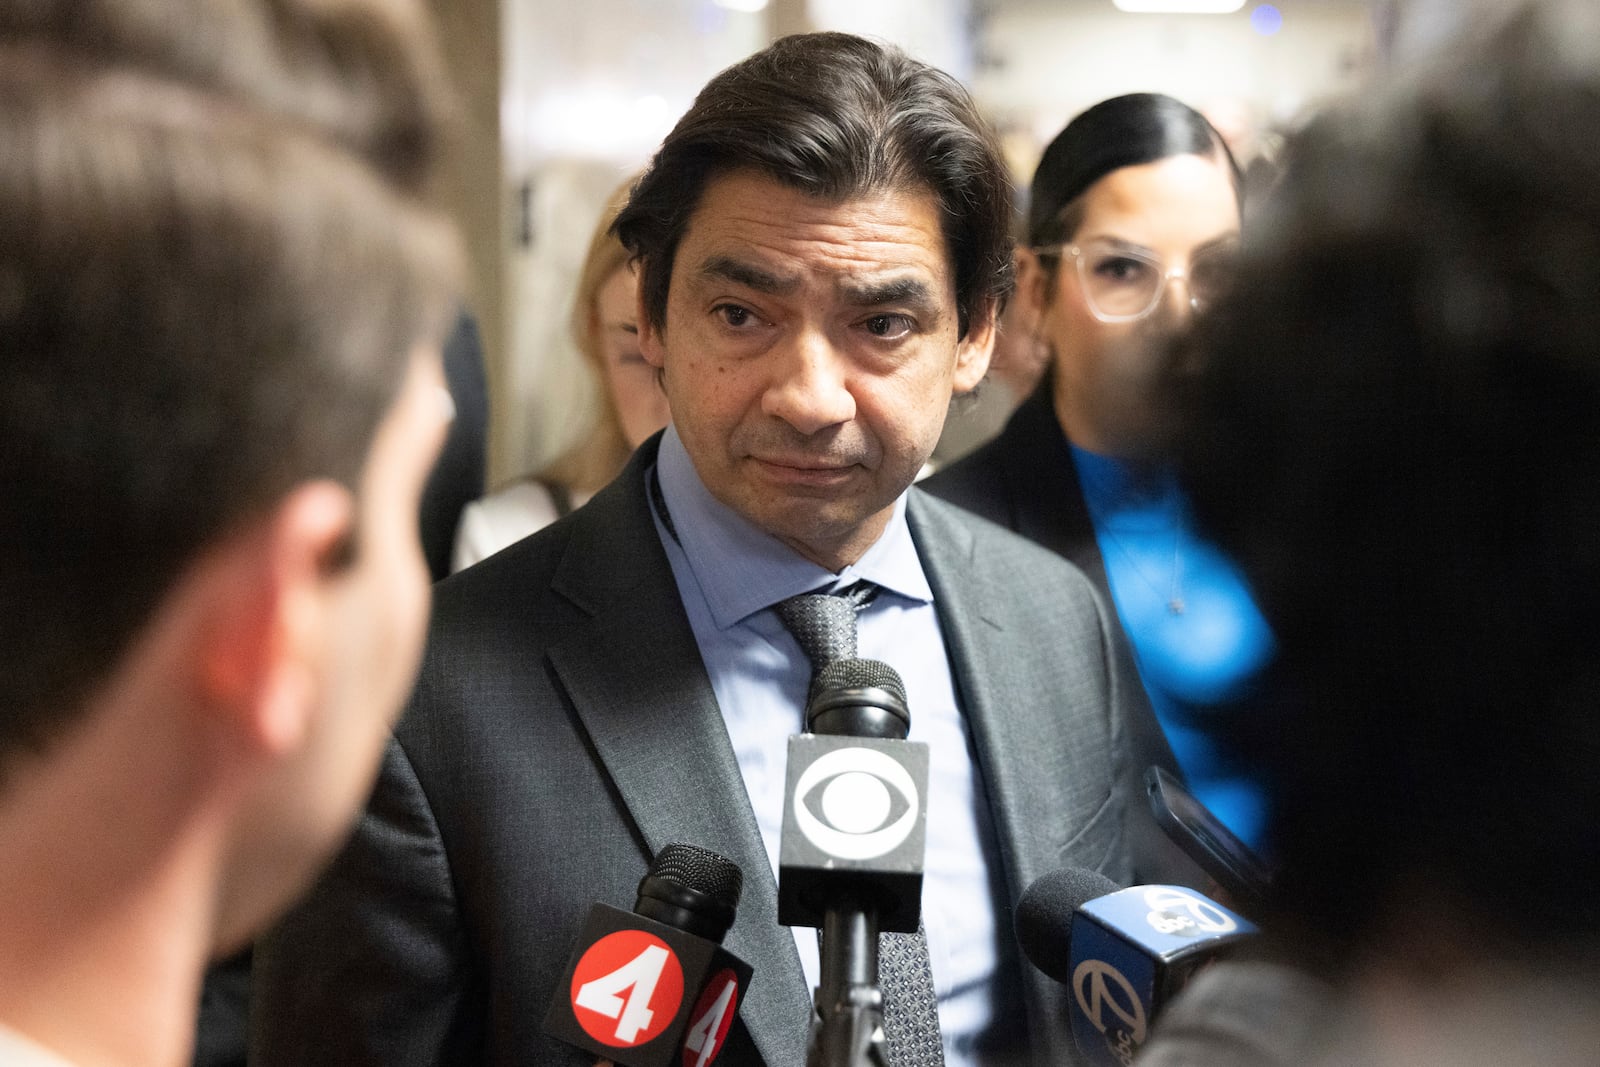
[655,425,933,630]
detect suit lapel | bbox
[905,491,1079,907]
[911,490,1114,1064]
[545,440,812,1065]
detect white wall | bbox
[976,0,1374,167]
[807,0,974,78]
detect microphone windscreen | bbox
[805,657,911,739]
[648,843,743,908]
[1015,867,1122,983]
[545,844,755,1066]
[635,843,743,943]
[813,657,908,705]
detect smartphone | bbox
[1145,765,1274,908]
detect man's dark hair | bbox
[1027,92,1241,253]
[0,0,461,762]
[1178,0,1600,971]
[613,31,1013,340]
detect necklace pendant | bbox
[1168,598,1186,615]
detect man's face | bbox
[640,170,994,571]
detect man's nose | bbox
[760,326,856,434]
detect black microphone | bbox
[1015,868,1258,1067]
[543,843,754,1067]
[778,657,930,1067]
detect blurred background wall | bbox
[422,0,1477,485]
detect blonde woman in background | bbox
[452,176,668,570]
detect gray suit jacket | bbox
[252,434,1147,1067]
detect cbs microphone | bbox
[1015,868,1258,1067]
[543,843,753,1067]
[778,658,928,932]
[778,657,929,1067]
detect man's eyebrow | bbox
[839,276,937,312]
[697,255,799,295]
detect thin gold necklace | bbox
[1095,511,1186,616]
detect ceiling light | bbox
[1113,0,1247,13]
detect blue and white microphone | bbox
[1015,868,1259,1067]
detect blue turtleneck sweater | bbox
[1070,443,1276,849]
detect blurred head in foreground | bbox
[1181,0,1600,984]
[0,0,460,1059]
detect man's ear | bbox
[197,481,355,757]
[952,297,999,395]
[635,261,666,371]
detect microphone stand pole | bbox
[807,902,889,1067]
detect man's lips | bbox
[754,456,856,471]
[748,455,862,483]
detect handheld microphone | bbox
[1015,868,1258,1067]
[543,843,754,1067]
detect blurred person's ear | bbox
[636,258,665,372]
[197,482,356,756]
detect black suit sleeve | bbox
[250,737,483,1066]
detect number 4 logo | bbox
[570,931,686,1047]
[682,970,739,1067]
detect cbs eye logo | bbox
[792,747,920,860]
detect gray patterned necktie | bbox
[775,582,877,669]
[876,929,945,1067]
[775,584,946,1067]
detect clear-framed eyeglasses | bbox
[1030,237,1239,324]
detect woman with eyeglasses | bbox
[925,93,1275,853]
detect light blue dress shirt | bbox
[650,425,1023,1066]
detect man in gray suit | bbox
[254,32,1152,1067]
